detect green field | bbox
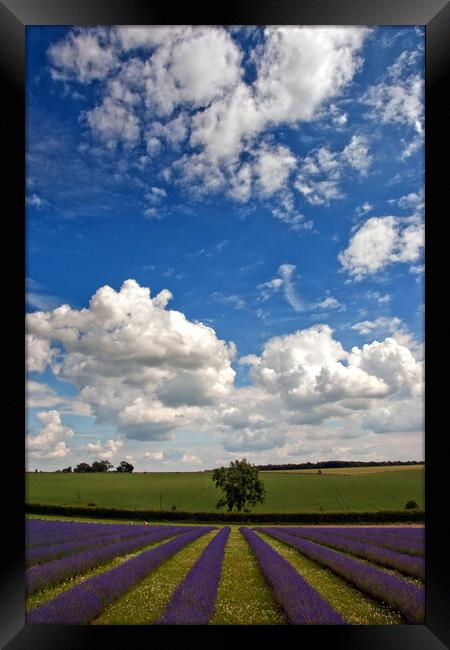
[26,465,424,513]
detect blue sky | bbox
[25,26,424,470]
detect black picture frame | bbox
[2,1,449,647]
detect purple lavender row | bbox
[26,523,109,548]
[26,519,106,532]
[257,528,424,624]
[311,525,424,543]
[26,520,165,550]
[302,526,424,537]
[27,526,143,553]
[240,527,346,625]
[26,521,146,547]
[27,526,216,624]
[26,522,161,562]
[25,518,116,537]
[26,525,192,595]
[26,518,81,529]
[26,519,147,536]
[26,523,162,565]
[298,526,425,558]
[156,526,231,625]
[26,521,139,549]
[322,527,425,557]
[26,525,168,567]
[25,518,146,539]
[278,528,424,579]
[309,525,425,547]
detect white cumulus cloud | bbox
[47,26,370,216]
[79,439,124,460]
[26,279,236,440]
[26,283,423,456]
[338,215,424,280]
[231,324,423,450]
[295,135,371,205]
[49,29,117,83]
[27,410,74,458]
[26,334,56,373]
[362,50,424,133]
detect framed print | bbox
[1,0,449,647]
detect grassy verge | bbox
[211,527,286,625]
[93,529,218,624]
[257,531,404,625]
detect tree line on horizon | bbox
[255,460,424,471]
[31,458,424,474]
[51,460,134,473]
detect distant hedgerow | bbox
[25,502,424,525]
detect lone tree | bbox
[116,460,134,473]
[212,458,266,512]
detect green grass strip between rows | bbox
[211,527,286,625]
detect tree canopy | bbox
[91,460,114,473]
[116,460,134,473]
[73,460,114,473]
[61,459,134,473]
[73,462,93,473]
[212,458,266,512]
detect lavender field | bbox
[26,518,425,625]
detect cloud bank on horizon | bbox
[26,26,424,470]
